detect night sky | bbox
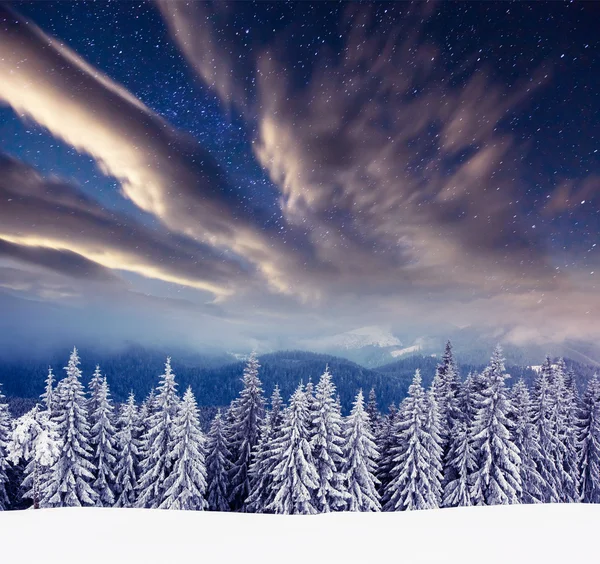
[0,1,598,353]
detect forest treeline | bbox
[0,342,599,513]
[0,345,548,415]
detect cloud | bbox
[0,5,309,299]
[255,14,552,283]
[0,238,118,283]
[0,3,598,348]
[0,152,246,295]
[155,1,252,111]
[543,175,600,216]
[158,1,600,343]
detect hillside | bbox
[0,348,399,415]
[2,345,592,418]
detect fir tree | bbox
[114,393,141,508]
[578,375,600,503]
[443,372,480,500]
[343,390,380,512]
[246,385,285,512]
[552,359,579,502]
[160,387,207,511]
[432,342,463,500]
[366,388,380,432]
[424,389,444,506]
[0,384,11,510]
[304,379,318,439]
[531,356,562,502]
[137,389,157,456]
[564,368,581,410]
[470,346,521,505]
[376,402,400,506]
[41,367,55,414]
[432,341,461,449]
[458,372,484,426]
[87,365,104,416]
[44,348,98,507]
[206,409,232,512]
[137,357,180,508]
[268,384,319,514]
[51,371,69,421]
[384,370,441,511]
[311,366,350,512]
[140,388,158,420]
[442,420,475,507]
[7,406,61,509]
[510,379,546,504]
[228,352,265,511]
[222,399,238,444]
[334,394,342,417]
[89,375,118,506]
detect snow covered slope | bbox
[299,325,425,367]
[390,344,422,358]
[306,325,403,350]
[1,505,598,563]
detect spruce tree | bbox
[311,366,349,512]
[206,409,232,512]
[432,341,461,451]
[442,420,475,507]
[114,393,141,508]
[160,387,207,511]
[384,370,441,511]
[376,402,400,506]
[366,388,380,432]
[137,389,157,457]
[424,389,444,506]
[564,368,581,410]
[140,388,158,420]
[89,375,118,506]
[137,357,180,508]
[459,372,484,426]
[443,371,485,503]
[304,379,318,439]
[87,365,104,416]
[246,386,285,512]
[44,348,98,507]
[343,390,380,511]
[268,384,319,514]
[7,406,61,509]
[531,356,562,502]
[510,379,546,504]
[432,343,462,495]
[470,346,521,505]
[578,375,600,503]
[552,359,579,502]
[51,371,68,422]
[41,367,55,414]
[0,384,11,510]
[228,352,265,511]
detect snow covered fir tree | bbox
[2,342,600,514]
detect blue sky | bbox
[0,1,598,353]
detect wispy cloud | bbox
[0,153,247,295]
[0,3,597,347]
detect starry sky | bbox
[0,1,598,354]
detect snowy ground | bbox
[1,504,597,563]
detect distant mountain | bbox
[299,326,427,367]
[4,345,593,419]
[0,346,400,414]
[0,344,451,414]
[304,326,403,350]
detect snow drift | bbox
[0,504,598,563]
